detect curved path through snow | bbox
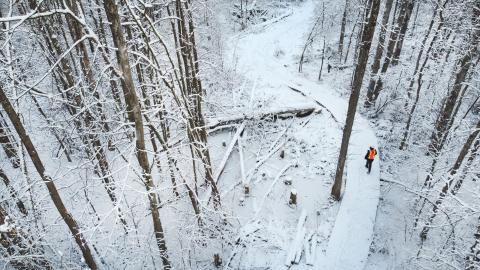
[227,1,380,269]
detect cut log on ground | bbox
[287,86,340,124]
[207,106,320,132]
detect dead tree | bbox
[331,0,381,200]
[299,16,321,72]
[0,86,98,270]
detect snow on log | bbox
[207,106,320,132]
[285,209,308,266]
[204,123,245,204]
[213,122,246,184]
[238,134,247,184]
[287,86,340,124]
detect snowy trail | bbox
[228,1,380,269]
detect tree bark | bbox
[331,0,381,200]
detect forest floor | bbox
[209,0,381,269]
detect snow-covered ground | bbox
[214,0,380,268]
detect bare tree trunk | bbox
[174,0,221,207]
[331,0,381,200]
[366,0,409,106]
[0,112,20,168]
[399,1,445,149]
[338,0,349,62]
[25,0,127,228]
[364,0,394,107]
[429,5,479,157]
[391,0,414,65]
[419,120,480,241]
[0,86,97,270]
[299,17,321,72]
[102,0,170,268]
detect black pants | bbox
[365,159,373,173]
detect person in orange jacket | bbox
[364,146,377,174]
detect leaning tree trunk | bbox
[102,0,170,268]
[0,86,97,270]
[331,0,381,200]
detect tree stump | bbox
[244,184,250,195]
[289,189,297,206]
[239,197,245,206]
[213,253,222,267]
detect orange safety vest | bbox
[368,149,377,160]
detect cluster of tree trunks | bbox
[0,0,218,268]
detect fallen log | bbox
[287,86,340,124]
[207,106,320,132]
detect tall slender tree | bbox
[331,0,381,200]
[0,85,98,270]
[102,0,170,268]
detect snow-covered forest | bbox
[0,0,478,269]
